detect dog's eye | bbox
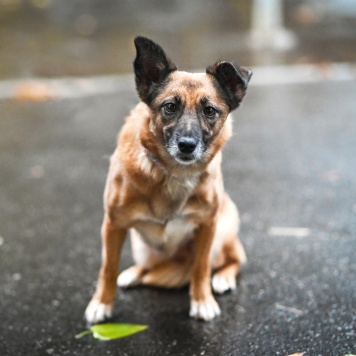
[203,106,216,118]
[164,103,177,115]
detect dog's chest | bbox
[149,174,199,218]
[134,215,197,254]
[162,217,196,252]
[132,170,201,253]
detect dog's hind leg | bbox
[211,194,247,295]
[118,228,192,289]
[212,236,246,294]
[140,259,191,288]
[118,259,191,289]
[117,265,146,288]
[117,229,165,288]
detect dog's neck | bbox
[144,148,168,174]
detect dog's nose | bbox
[178,137,197,154]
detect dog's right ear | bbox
[133,36,177,104]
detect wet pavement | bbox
[0,74,355,355]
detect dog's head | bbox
[134,36,252,166]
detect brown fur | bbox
[85,36,251,323]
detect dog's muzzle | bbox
[172,135,204,165]
[166,127,204,165]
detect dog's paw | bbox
[85,299,113,324]
[117,265,144,288]
[212,273,236,294]
[189,296,221,321]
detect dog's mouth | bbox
[174,153,197,165]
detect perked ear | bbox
[133,36,177,104]
[206,61,252,110]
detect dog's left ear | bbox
[206,61,252,110]
[133,36,177,104]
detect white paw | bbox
[212,274,236,294]
[85,299,113,324]
[117,267,142,288]
[189,297,221,321]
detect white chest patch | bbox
[162,218,196,254]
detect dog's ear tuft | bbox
[206,61,252,110]
[133,36,177,104]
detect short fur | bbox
[85,36,252,323]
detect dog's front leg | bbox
[189,221,221,321]
[85,215,126,324]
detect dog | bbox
[85,36,252,324]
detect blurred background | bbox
[1,0,356,80]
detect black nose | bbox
[178,137,197,154]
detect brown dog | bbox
[85,36,252,323]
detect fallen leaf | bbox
[76,323,148,341]
[287,353,305,356]
[15,82,54,101]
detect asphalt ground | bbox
[0,76,355,355]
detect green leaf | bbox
[91,323,148,340]
[75,329,93,339]
[75,323,148,341]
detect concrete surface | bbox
[0,77,355,355]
